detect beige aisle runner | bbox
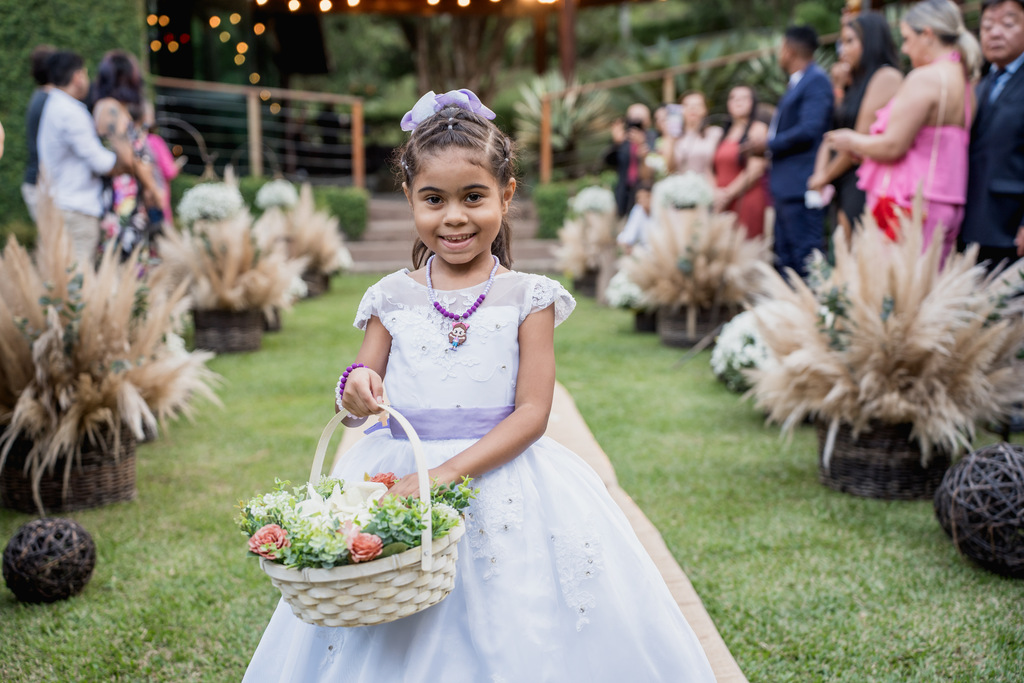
[333,382,748,682]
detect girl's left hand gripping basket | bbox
[243,406,467,627]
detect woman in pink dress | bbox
[827,0,981,263]
[667,91,723,177]
[712,85,769,238]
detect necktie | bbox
[989,68,1009,104]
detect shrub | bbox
[533,183,570,240]
[316,186,369,241]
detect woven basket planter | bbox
[302,269,330,298]
[656,305,731,348]
[815,420,950,500]
[572,268,598,298]
[193,308,263,353]
[634,309,657,333]
[2,518,97,602]
[934,442,1024,578]
[257,406,465,627]
[0,424,137,515]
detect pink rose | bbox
[249,524,290,559]
[369,472,398,489]
[349,533,383,563]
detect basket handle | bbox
[310,406,435,571]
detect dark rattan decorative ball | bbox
[2,518,97,602]
[934,442,1024,578]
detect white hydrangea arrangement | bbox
[177,182,245,226]
[570,186,617,215]
[710,310,773,393]
[655,172,714,210]
[605,269,653,310]
[255,179,300,211]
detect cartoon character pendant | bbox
[449,321,469,349]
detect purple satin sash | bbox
[368,405,514,441]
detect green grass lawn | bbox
[2,273,1022,682]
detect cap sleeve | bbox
[520,274,576,327]
[353,282,382,330]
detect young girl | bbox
[243,90,716,682]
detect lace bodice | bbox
[354,270,575,410]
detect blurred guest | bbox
[667,91,722,177]
[959,0,1024,269]
[617,181,654,254]
[712,85,769,238]
[21,44,56,220]
[828,0,980,263]
[606,103,657,217]
[37,51,135,262]
[745,25,834,279]
[809,13,903,236]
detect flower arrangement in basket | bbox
[252,182,353,296]
[553,186,618,285]
[653,171,715,211]
[255,178,300,211]
[604,269,653,311]
[709,310,773,393]
[748,204,1024,497]
[621,187,768,345]
[238,407,476,627]
[0,194,220,514]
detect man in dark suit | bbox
[959,0,1024,270]
[605,103,657,218]
[746,26,834,280]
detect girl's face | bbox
[404,148,515,272]
[726,87,754,120]
[839,24,863,69]
[681,93,707,128]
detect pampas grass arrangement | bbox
[749,205,1024,465]
[553,188,618,280]
[263,183,353,278]
[0,195,220,513]
[622,206,768,341]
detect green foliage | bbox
[0,0,144,236]
[0,219,37,251]
[169,173,205,217]
[237,176,265,211]
[533,183,571,240]
[316,185,369,241]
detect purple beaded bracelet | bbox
[335,363,366,410]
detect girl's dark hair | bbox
[396,104,517,270]
[835,12,900,130]
[92,50,144,121]
[719,85,760,168]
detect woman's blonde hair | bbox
[904,0,982,80]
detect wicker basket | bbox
[815,420,951,500]
[193,308,263,353]
[0,424,137,515]
[258,406,465,627]
[572,268,598,298]
[263,307,282,333]
[656,305,731,348]
[302,269,330,298]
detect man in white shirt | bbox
[37,51,133,263]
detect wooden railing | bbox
[151,76,365,188]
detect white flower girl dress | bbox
[243,270,716,682]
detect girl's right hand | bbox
[341,367,385,417]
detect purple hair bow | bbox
[400,89,496,132]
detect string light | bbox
[256,0,268,5]
[229,13,241,24]
[150,40,162,52]
[270,103,282,114]
[427,0,440,5]
[260,90,272,101]
[234,54,246,65]
[237,42,249,54]
[220,31,231,42]
[209,16,221,28]
[147,14,158,26]
[250,73,261,84]
[320,0,333,10]
[457,0,470,6]
[347,0,359,6]
[254,23,266,36]
[168,41,180,53]
[288,0,300,10]
[158,15,170,26]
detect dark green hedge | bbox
[0,1,145,243]
[170,175,370,242]
[532,172,617,239]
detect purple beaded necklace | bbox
[426,254,499,350]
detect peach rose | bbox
[349,533,383,563]
[369,472,398,489]
[249,524,290,559]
